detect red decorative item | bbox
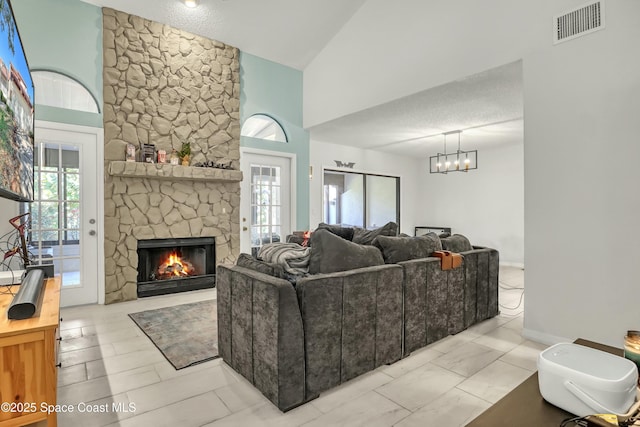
[302,231,312,247]
[9,213,30,267]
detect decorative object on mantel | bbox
[193,159,234,170]
[125,143,136,162]
[429,130,478,174]
[334,160,355,168]
[170,149,179,165]
[141,143,156,163]
[178,142,191,166]
[157,149,167,164]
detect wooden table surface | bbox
[0,277,61,337]
[466,338,624,427]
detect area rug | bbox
[128,299,218,369]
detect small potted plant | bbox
[178,142,191,166]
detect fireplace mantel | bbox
[108,161,243,183]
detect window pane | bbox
[272,226,281,243]
[258,186,270,205]
[40,230,60,242]
[251,206,258,224]
[251,185,259,205]
[366,175,398,228]
[341,173,364,227]
[61,242,80,256]
[251,226,260,246]
[40,202,59,229]
[272,186,281,205]
[33,177,40,200]
[65,229,80,242]
[65,202,80,229]
[60,145,80,171]
[64,173,80,201]
[260,226,270,244]
[43,144,60,168]
[241,114,287,143]
[271,207,281,226]
[41,173,59,200]
[272,167,281,186]
[251,166,261,184]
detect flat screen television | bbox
[0,0,34,202]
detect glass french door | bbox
[28,123,99,306]
[240,152,291,257]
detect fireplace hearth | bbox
[137,237,216,297]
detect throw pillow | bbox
[308,229,384,274]
[441,234,473,253]
[236,253,285,278]
[316,223,355,241]
[352,221,398,245]
[374,232,443,264]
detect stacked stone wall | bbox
[102,8,240,303]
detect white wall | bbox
[304,0,640,346]
[418,139,524,266]
[310,140,420,235]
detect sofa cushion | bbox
[352,222,398,245]
[309,229,384,274]
[236,253,285,278]
[316,223,355,241]
[441,234,473,252]
[374,233,443,264]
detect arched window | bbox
[241,114,287,142]
[32,70,100,113]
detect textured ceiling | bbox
[308,61,524,157]
[81,1,524,156]
[79,0,366,70]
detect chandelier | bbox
[429,130,478,174]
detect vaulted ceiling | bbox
[81,0,523,155]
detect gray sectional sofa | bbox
[216,227,499,411]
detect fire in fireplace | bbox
[155,252,194,279]
[137,237,215,297]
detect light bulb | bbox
[445,161,451,170]
[183,0,198,7]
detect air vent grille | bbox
[554,1,604,44]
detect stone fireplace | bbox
[102,8,241,303]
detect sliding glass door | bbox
[323,169,400,229]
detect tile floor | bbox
[49,266,540,427]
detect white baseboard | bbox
[500,262,525,269]
[522,327,572,346]
[0,270,25,286]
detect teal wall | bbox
[11,0,103,128]
[240,52,310,229]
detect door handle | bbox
[243,227,248,231]
[89,230,96,236]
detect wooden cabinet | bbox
[0,278,61,427]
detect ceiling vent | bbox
[554,1,605,44]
